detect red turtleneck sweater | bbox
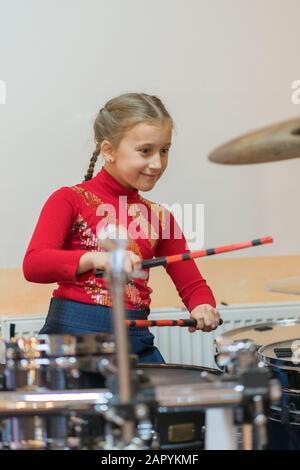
[23,168,216,312]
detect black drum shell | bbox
[137,364,222,450]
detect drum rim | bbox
[269,405,300,425]
[258,338,300,368]
[137,363,222,374]
[220,318,300,339]
[7,333,115,359]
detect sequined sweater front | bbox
[23,168,216,311]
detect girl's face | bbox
[102,121,172,191]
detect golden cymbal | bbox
[266,276,300,295]
[208,117,300,164]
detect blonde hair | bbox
[84,93,173,181]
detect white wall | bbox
[1,0,300,268]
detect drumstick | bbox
[95,236,273,277]
[125,318,223,327]
[141,236,273,268]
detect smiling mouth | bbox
[140,173,159,177]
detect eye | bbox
[161,148,170,155]
[140,148,150,155]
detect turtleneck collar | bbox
[88,166,140,200]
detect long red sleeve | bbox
[23,188,86,283]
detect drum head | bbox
[218,319,300,350]
[136,363,221,386]
[259,339,300,369]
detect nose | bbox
[148,152,163,171]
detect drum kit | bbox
[1,117,300,451]
[216,319,300,448]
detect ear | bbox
[100,140,115,163]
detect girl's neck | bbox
[103,164,136,191]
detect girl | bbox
[23,92,220,364]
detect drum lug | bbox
[281,404,296,425]
[281,406,290,425]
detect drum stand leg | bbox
[252,395,268,450]
[240,397,267,450]
[242,424,253,450]
[100,227,154,450]
[205,409,237,450]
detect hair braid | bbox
[84,147,100,181]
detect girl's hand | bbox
[93,250,141,274]
[77,250,141,275]
[189,304,220,333]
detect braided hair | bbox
[84,147,100,181]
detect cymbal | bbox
[208,117,300,164]
[266,276,300,295]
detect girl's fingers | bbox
[124,251,142,273]
[191,306,221,332]
[128,251,142,271]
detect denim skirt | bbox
[39,297,165,364]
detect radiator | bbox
[1,301,300,368]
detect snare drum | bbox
[215,319,300,369]
[218,319,300,349]
[215,320,300,449]
[136,364,222,449]
[1,333,115,449]
[259,339,300,450]
[1,337,224,449]
[4,333,115,391]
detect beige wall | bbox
[2,255,300,317]
[2,2,300,320]
[1,0,300,271]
